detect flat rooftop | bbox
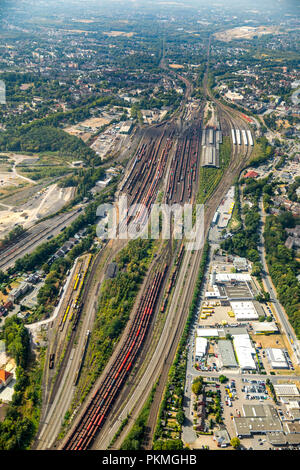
[218,339,238,368]
[274,384,300,397]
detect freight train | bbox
[63,264,168,450]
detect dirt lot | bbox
[251,334,285,349]
[214,25,280,42]
[103,31,135,37]
[169,64,184,69]
[0,183,75,238]
[65,117,111,142]
[0,154,38,197]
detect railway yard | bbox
[2,44,257,453]
[1,0,300,456]
[0,207,84,271]
[33,93,255,451]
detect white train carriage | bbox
[246,129,254,146]
[231,128,236,145]
[241,129,248,146]
[208,128,214,145]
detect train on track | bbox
[58,254,93,333]
[166,127,200,204]
[63,263,168,450]
[161,244,185,313]
[49,353,55,369]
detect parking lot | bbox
[219,377,274,450]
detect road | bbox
[258,197,300,364]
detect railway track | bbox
[40,251,102,418]
[84,36,253,450]
[141,123,254,448]
[62,261,168,450]
[45,38,254,451]
[0,209,81,270]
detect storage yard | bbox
[0,182,75,240]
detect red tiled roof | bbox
[244,171,259,179]
[0,369,12,384]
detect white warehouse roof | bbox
[213,273,251,283]
[205,285,222,298]
[230,301,259,321]
[252,322,278,334]
[266,348,288,369]
[197,328,219,337]
[195,337,208,359]
[233,334,256,370]
[273,384,300,397]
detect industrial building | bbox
[273,384,300,403]
[230,301,259,321]
[231,128,253,147]
[247,129,254,146]
[232,334,256,370]
[201,127,221,168]
[212,211,220,225]
[218,339,238,368]
[195,337,208,361]
[96,177,112,188]
[197,328,219,338]
[213,429,230,447]
[216,186,235,229]
[252,322,278,335]
[241,129,248,146]
[266,348,289,369]
[119,121,133,134]
[267,431,300,447]
[233,256,248,272]
[105,262,118,280]
[233,405,282,438]
[233,404,300,446]
[286,405,300,421]
[206,272,257,302]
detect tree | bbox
[191,377,203,396]
[153,439,183,450]
[218,375,228,384]
[230,437,241,449]
[176,410,185,426]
